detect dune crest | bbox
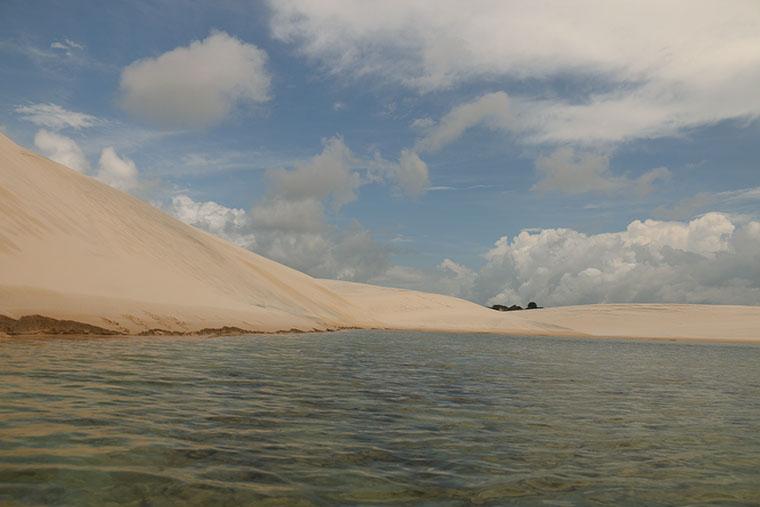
[1,132,759,341]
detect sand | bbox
[320,280,760,342]
[1,132,759,341]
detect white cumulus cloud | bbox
[266,136,359,210]
[96,147,139,191]
[441,212,760,307]
[33,129,90,173]
[394,150,429,197]
[119,31,271,128]
[251,198,326,234]
[31,130,143,192]
[167,138,407,282]
[171,195,256,249]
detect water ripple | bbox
[1,331,759,505]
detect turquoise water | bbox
[1,331,759,506]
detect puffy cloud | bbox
[168,139,399,281]
[16,103,99,130]
[266,136,359,210]
[532,147,671,195]
[415,92,511,153]
[33,129,90,172]
[251,198,326,233]
[119,31,270,128]
[170,194,390,281]
[366,149,430,197]
[430,212,760,306]
[394,150,429,197]
[271,1,760,144]
[32,131,142,191]
[267,136,429,204]
[170,195,256,249]
[436,258,476,298]
[247,138,395,278]
[95,147,139,191]
[258,225,390,281]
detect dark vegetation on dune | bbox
[490,302,542,312]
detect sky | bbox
[2,0,760,306]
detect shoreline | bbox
[3,311,760,345]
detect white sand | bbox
[0,133,358,334]
[322,280,760,342]
[1,132,759,341]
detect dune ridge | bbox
[1,132,759,341]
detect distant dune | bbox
[1,132,759,341]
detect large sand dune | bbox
[0,133,361,335]
[1,132,759,341]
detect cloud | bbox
[426,184,493,192]
[366,149,430,197]
[171,193,390,281]
[167,138,407,282]
[51,39,84,50]
[655,186,760,220]
[32,131,142,191]
[266,136,359,210]
[249,138,394,278]
[410,117,435,130]
[426,212,760,306]
[119,31,271,128]
[260,224,390,281]
[271,1,760,144]
[16,103,100,130]
[50,39,84,55]
[170,195,256,248]
[33,129,90,172]
[394,150,429,197]
[436,258,477,296]
[95,147,139,191]
[415,92,511,153]
[251,197,326,233]
[266,136,429,205]
[409,93,670,196]
[532,147,671,195]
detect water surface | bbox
[1,331,759,506]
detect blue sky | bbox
[2,1,760,306]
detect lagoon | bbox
[1,331,759,505]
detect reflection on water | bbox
[1,331,759,506]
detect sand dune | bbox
[0,133,361,334]
[1,132,759,341]
[321,280,760,342]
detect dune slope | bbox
[2,132,759,341]
[0,133,363,334]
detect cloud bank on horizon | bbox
[2,0,759,306]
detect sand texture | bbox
[1,132,759,341]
